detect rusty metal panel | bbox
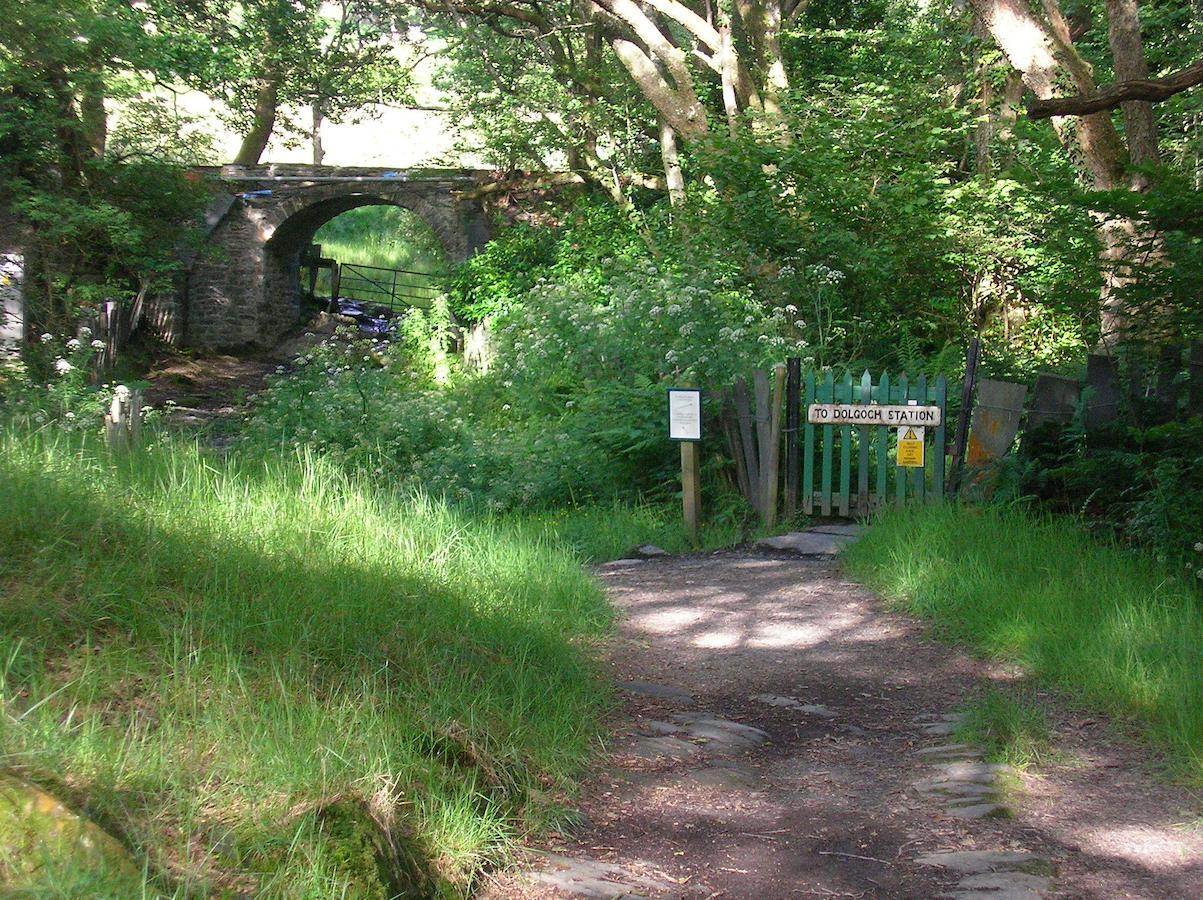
[966,379,1028,465]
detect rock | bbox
[670,713,770,751]
[916,850,1038,874]
[928,761,1013,783]
[684,764,759,789]
[628,544,670,559]
[800,703,838,719]
[629,736,700,760]
[0,775,140,889]
[917,743,978,754]
[529,853,678,898]
[754,532,855,556]
[954,871,1050,897]
[922,721,959,736]
[642,720,681,735]
[618,681,693,703]
[915,781,999,800]
[945,802,1009,820]
[602,559,647,568]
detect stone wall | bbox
[1,251,24,356]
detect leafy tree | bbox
[0,0,207,332]
[148,0,415,165]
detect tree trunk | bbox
[970,0,1151,350]
[659,117,686,205]
[1105,0,1159,180]
[233,70,280,166]
[312,101,325,166]
[80,73,106,159]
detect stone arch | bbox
[181,171,491,348]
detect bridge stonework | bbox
[171,165,493,348]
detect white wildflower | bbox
[66,338,81,351]
[40,333,53,344]
[53,358,73,375]
[91,340,105,350]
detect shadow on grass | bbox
[0,432,613,895]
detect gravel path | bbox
[481,551,1203,899]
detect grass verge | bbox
[844,503,1203,781]
[953,687,1054,769]
[0,425,612,895]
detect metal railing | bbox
[333,262,444,311]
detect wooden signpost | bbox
[668,388,703,541]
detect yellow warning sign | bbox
[897,425,925,468]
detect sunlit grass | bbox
[845,503,1203,781]
[0,425,612,895]
[313,206,448,302]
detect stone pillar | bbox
[1,251,26,356]
[184,203,270,347]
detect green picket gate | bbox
[799,370,948,517]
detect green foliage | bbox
[1021,419,1203,569]
[0,425,612,893]
[146,0,414,148]
[845,503,1203,780]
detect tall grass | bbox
[0,426,612,895]
[844,504,1203,780]
[313,206,448,300]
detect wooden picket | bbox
[799,368,948,516]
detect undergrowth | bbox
[0,425,612,895]
[844,503,1203,782]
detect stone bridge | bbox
[164,165,494,348]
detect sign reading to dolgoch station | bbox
[806,403,942,427]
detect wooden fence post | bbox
[949,337,980,495]
[784,358,801,518]
[762,363,787,528]
[104,386,143,451]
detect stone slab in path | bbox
[618,681,693,703]
[529,853,680,899]
[752,531,855,555]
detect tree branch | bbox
[1028,60,1203,119]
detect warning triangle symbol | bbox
[903,428,917,441]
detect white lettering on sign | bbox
[668,388,703,441]
[807,403,942,427]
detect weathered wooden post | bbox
[668,388,703,543]
[784,358,801,518]
[104,386,143,451]
[762,363,787,529]
[949,337,980,495]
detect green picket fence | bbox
[800,370,948,517]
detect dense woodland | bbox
[1,0,1203,894]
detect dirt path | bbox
[481,551,1203,899]
[142,317,335,436]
